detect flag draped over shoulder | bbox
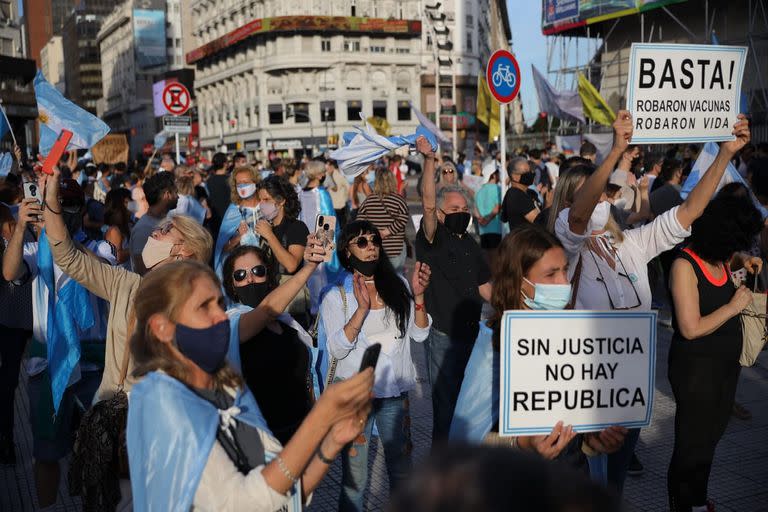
[38,230,94,413]
[477,76,500,141]
[577,73,615,126]
[681,141,768,219]
[329,118,438,178]
[34,70,110,156]
[532,65,585,124]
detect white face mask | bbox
[590,201,612,232]
[237,183,257,199]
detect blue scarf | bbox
[37,229,94,414]
[128,372,270,512]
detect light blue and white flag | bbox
[329,117,438,178]
[154,131,169,149]
[0,101,11,144]
[681,141,768,219]
[711,32,749,114]
[532,65,585,124]
[34,70,110,156]
[410,101,452,146]
[0,152,12,177]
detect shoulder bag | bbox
[739,273,768,367]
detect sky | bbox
[507,1,597,126]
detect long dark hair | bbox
[688,195,763,263]
[339,220,412,337]
[258,175,301,221]
[104,188,132,239]
[222,245,279,303]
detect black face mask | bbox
[236,282,270,308]
[518,172,535,186]
[348,254,378,277]
[443,212,471,235]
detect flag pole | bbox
[500,102,507,198]
[0,99,18,147]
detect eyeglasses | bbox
[153,222,175,236]
[587,244,642,310]
[233,265,267,282]
[350,234,381,249]
[442,168,455,175]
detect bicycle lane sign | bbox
[487,49,521,104]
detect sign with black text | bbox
[499,310,656,436]
[626,43,747,144]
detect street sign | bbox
[162,82,191,116]
[486,49,521,104]
[163,115,191,134]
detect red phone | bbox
[42,129,73,175]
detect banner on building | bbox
[499,310,656,436]
[134,9,167,69]
[626,43,748,144]
[92,134,129,164]
[542,0,688,35]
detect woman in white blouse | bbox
[551,111,751,493]
[320,219,432,512]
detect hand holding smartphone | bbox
[314,214,336,262]
[23,181,43,205]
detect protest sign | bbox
[626,43,747,144]
[499,310,656,436]
[92,134,129,164]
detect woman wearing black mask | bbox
[501,157,540,232]
[222,244,314,444]
[319,220,432,511]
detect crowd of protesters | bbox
[0,109,765,512]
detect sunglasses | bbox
[233,265,267,282]
[442,169,455,175]
[153,222,175,236]
[350,234,381,249]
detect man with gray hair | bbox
[500,157,539,231]
[415,137,492,443]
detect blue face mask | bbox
[175,320,230,374]
[521,277,572,310]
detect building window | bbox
[347,100,362,121]
[396,47,410,54]
[268,104,283,124]
[372,100,386,119]
[344,39,360,52]
[370,45,385,53]
[351,1,356,16]
[291,103,309,123]
[321,39,331,51]
[466,32,473,52]
[397,101,411,121]
[321,101,336,122]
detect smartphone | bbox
[23,181,43,205]
[314,214,336,262]
[358,343,381,372]
[42,129,73,175]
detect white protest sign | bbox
[626,43,747,144]
[499,310,656,436]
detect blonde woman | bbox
[214,166,262,281]
[127,260,374,511]
[358,169,410,272]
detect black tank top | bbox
[670,248,742,361]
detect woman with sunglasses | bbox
[552,111,751,493]
[437,160,475,200]
[222,244,314,444]
[450,225,627,470]
[126,259,375,512]
[318,220,432,511]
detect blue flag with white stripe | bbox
[681,141,768,220]
[0,152,12,177]
[34,70,110,156]
[37,230,95,413]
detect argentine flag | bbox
[34,70,110,156]
[680,141,768,220]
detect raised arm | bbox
[417,136,438,243]
[676,115,750,230]
[568,111,632,235]
[238,235,325,341]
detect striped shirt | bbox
[357,193,409,258]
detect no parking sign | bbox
[487,49,521,104]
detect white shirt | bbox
[321,277,431,398]
[555,206,691,311]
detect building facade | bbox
[187,1,424,156]
[40,35,65,92]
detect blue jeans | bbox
[339,393,412,511]
[425,327,474,443]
